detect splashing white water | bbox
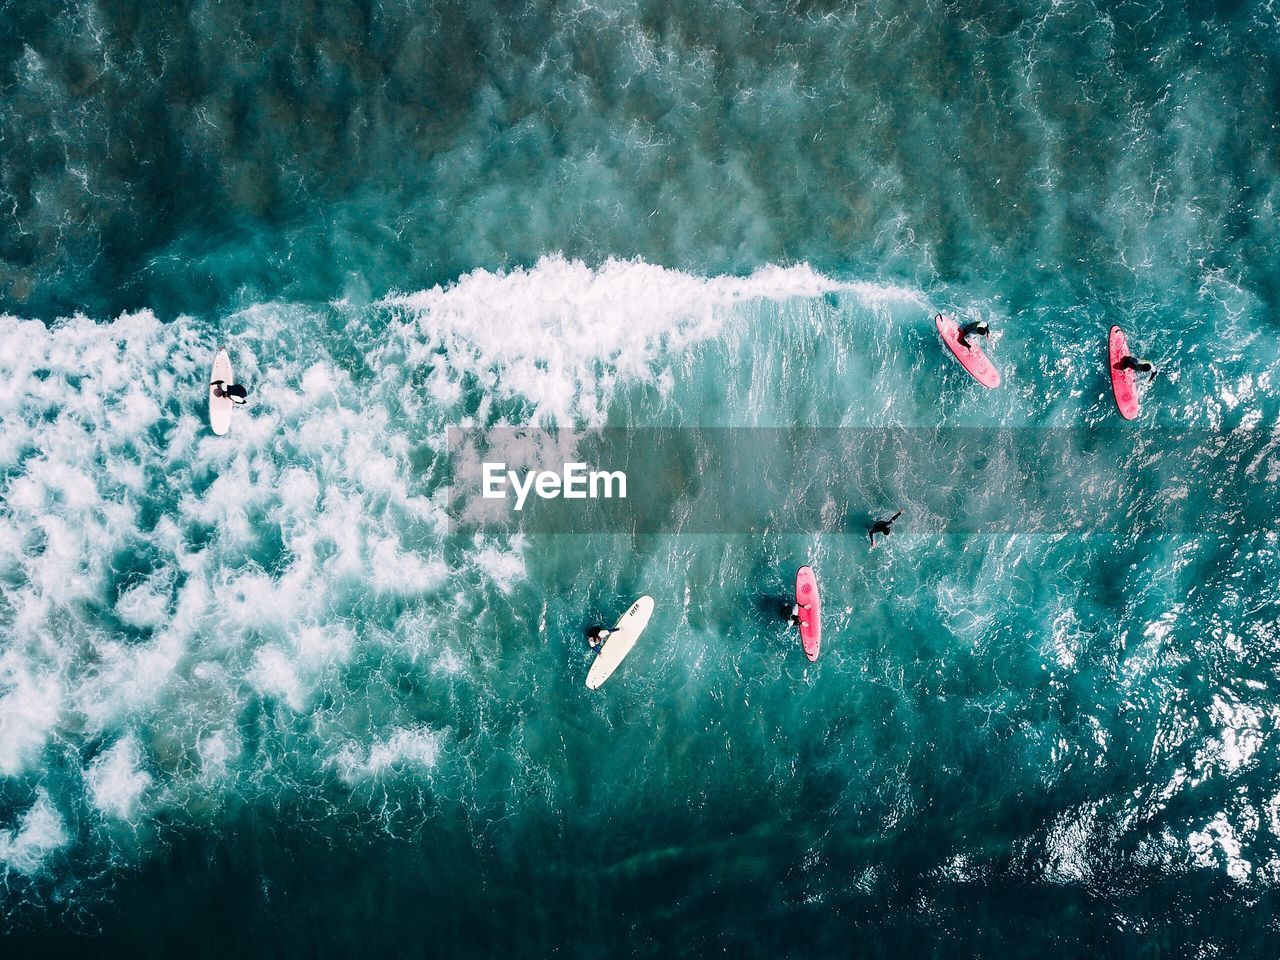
[1,258,924,891]
[384,254,924,426]
[0,789,68,876]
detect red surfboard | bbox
[935,314,1000,388]
[1108,325,1139,420]
[795,566,820,662]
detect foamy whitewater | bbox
[4,0,1280,955]
[0,258,923,881]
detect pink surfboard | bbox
[1109,325,1139,420]
[795,566,820,662]
[935,314,1000,388]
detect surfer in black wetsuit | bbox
[957,320,989,349]
[783,603,812,628]
[1115,355,1157,383]
[211,380,249,404]
[587,627,612,650]
[869,510,902,548]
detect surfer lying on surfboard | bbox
[1115,354,1157,383]
[783,603,812,628]
[957,320,989,349]
[211,380,250,404]
[869,510,902,548]
[587,627,612,649]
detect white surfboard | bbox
[209,348,234,436]
[585,596,654,690]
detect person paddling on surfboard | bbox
[1115,355,1157,383]
[783,602,812,629]
[210,380,249,404]
[587,627,612,650]
[869,510,902,548]
[956,319,989,349]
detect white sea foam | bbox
[87,736,153,820]
[114,574,173,630]
[369,536,449,595]
[472,533,527,593]
[0,650,62,778]
[332,726,446,783]
[12,258,881,874]
[384,255,924,426]
[248,623,355,712]
[0,303,474,876]
[196,729,238,783]
[0,789,68,875]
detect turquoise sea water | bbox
[3,1,1280,956]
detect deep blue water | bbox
[3,1,1280,956]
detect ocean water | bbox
[3,0,1280,956]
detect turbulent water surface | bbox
[3,1,1280,956]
